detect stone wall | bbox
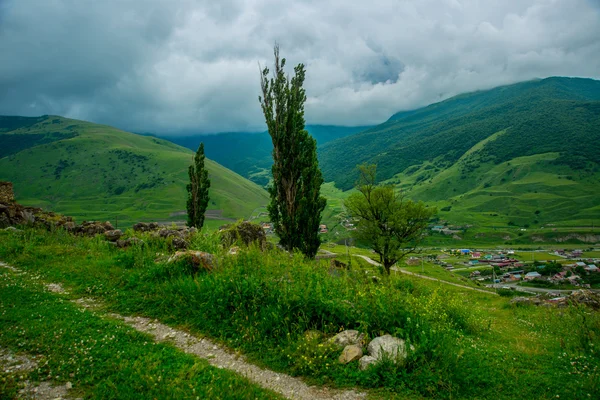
[0,181,15,204]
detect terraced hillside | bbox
[0,116,269,227]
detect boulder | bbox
[133,222,161,232]
[104,229,123,242]
[567,290,600,310]
[219,221,267,249]
[329,330,365,348]
[116,237,143,248]
[339,345,363,364]
[168,250,216,272]
[171,237,189,250]
[228,246,241,255]
[358,355,377,370]
[367,335,407,362]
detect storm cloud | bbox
[1,0,599,133]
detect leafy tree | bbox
[345,164,436,274]
[259,45,326,258]
[186,143,210,229]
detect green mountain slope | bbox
[0,116,269,227]
[162,125,372,186]
[320,77,600,190]
[315,77,600,231]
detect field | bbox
[1,227,598,399]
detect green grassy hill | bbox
[0,115,269,228]
[316,77,600,234]
[162,125,372,187]
[320,77,600,190]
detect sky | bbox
[1,0,599,134]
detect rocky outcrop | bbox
[0,182,15,204]
[219,221,267,249]
[168,250,216,272]
[104,229,123,242]
[72,221,114,236]
[132,222,160,232]
[329,330,365,348]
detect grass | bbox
[1,228,599,399]
[0,116,269,227]
[0,266,281,399]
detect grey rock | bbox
[104,229,123,242]
[367,335,407,362]
[329,330,365,348]
[358,355,377,370]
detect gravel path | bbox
[0,261,366,400]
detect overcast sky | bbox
[1,0,599,134]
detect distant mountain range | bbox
[160,125,372,186]
[0,116,268,227]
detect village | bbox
[433,248,600,291]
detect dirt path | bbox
[354,255,498,296]
[0,261,366,400]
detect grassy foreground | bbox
[0,228,598,399]
[0,264,280,399]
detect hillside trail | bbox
[0,261,366,400]
[354,255,498,296]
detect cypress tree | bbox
[259,45,326,258]
[186,143,210,229]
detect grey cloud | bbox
[0,0,599,133]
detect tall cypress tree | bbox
[186,143,210,229]
[259,45,326,258]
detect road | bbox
[354,255,498,296]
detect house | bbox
[469,260,480,266]
[460,249,471,255]
[484,254,493,260]
[576,261,587,267]
[585,264,599,272]
[431,225,444,231]
[472,252,482,258]
[524,271,542,280]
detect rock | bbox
[358,355,377,370]
[103,221,114,231]
[116,237,143,248]
[3,226,23,233]
[367,335,407,362]
[339,345,363,364]
[567,290,600,310]
[171,237,188,250]
[329,330,365,348]
[104,229,123,242]
[219,221,267,249]
[228,246,241,255]
[158,228,184,239]
[168,250,216,272]
[65,382,73,390]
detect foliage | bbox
[345,164,436,274]
[186,143,211,228]
[1,228,599,398]
[259,45,326,258]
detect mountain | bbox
[0,115,269,228]
[319,77,600,228]
[162,125,372,186]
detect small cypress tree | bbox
[259,45,326,258]
[186,143,210,229]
